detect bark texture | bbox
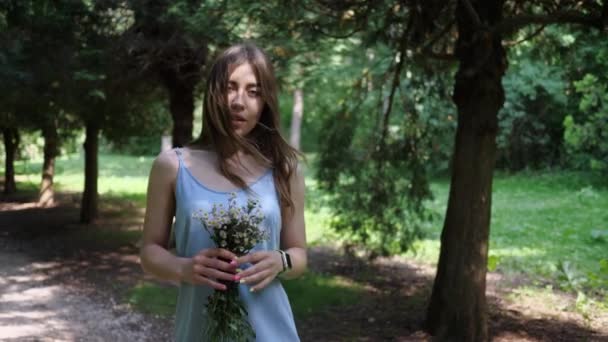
[167,82,194,148]
[289,88,304,150]
[425,1,507,341]
[39,120,59,207]
[2,128,20,195]
[80,122,99,223]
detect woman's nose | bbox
[230,90,245,108]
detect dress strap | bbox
[174,147,184,166]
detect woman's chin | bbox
[232,127,252,137]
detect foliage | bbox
[563,73,608,178]
[0,0,88,152]
[314,43,451,256]
[499,30,569,170]
[498,27,608,172]
[103,100,171,156]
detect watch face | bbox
[285,252,293,269]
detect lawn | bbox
[407,171,608,298]
[6,153,608,312]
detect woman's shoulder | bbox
[150,149,180,178]
[279,158,305,178]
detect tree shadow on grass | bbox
[300,246,607,342]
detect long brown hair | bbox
[190,42,302,213]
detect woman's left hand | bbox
[236,251,284,292]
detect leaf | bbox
[487,255,499,272]
[88,89,106,100]
[590,229,608,242]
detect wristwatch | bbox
[277,250,292,274]
[284,251,292,270]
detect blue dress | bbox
[172,148,300,342]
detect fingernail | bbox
[236,268,243,273]
[239,278,246,284]
[249,288,255,293]
[234,275,240,282]
[222,285,227,290]
[230,260,237,266]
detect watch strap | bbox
[284,251,292,269]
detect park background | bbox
[1,1,607,341]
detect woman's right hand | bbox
[181,248,239,290]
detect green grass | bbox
[65,228,142,248]
[406,170,608,297]
[128,282,178,316]
[283,272,366,318]
[12,153,151,206]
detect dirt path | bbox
[0,198,173,342]
[0,246,168,341]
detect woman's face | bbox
[227,62,263,137]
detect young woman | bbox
[140,43,306,341]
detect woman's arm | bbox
[139,150,187,283]
[278,164,307,280]
[139,150,238,289]
[236,164,307,291]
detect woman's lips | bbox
[231,117,246,128]
[231,113,246,121]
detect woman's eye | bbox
[248,90,260,97]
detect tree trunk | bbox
[425,1,507,341]
[80,122,99,223]
[2,127,20,194]
[168,83,194,148]
[39,119,59,207]
[289,88,304,150]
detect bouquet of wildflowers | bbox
[192,193,268,342]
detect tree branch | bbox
[377,30,408,157]
[496,10,604,35]
[502,23,547,46]
[602,0,608,27]
[420,51,457,61]
[420,18,456,52]
[460,0,482,28]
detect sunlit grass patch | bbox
[128,281,177,316]
[66,228,142,248]
[404,171,608,300]
[284,272,367,319]
[505,284,608,328]
[12,153,151,195]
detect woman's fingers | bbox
[189,249,282,292]
[194,274,227,290]
[241,268,273,286]
[236,259,268,280]
[237,251,282,279]
[204,256,237,273]
[236,251,265,265]
[193,249,237,273]
[185,248,240,290]
[249,272,275,292]
[202,267,239,282]
[210,248,238,261]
